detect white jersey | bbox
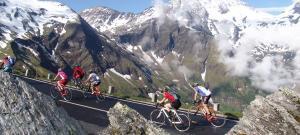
[89,73,100,82]
[195,86,211,96]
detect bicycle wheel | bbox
[62,88,72,101]
[209,112,226,127]
[95,93,105,102]
[50,86,60,99]
[150,109,166,127]
[188,106,200,119]
[173,113,191,132]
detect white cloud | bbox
[257,7,286,13]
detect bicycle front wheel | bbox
[62,88,72,101]
[173,114,191,132]
[188,106,201,119]
[209,112,226,127]
[50,86,60,99]
[96,93,105,102]
[150,109,166,127]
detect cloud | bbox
[257,7,287,13]
[217,24,300,92]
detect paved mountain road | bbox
[19,76,237,135]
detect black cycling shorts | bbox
[203,95,211,104]
[171,100,181,110]
[91,81,100,86]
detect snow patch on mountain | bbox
[109,68,135,86]
[0,0,78,39]
[151,51,164,64]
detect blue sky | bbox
[56,0,294,14]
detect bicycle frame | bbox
[157,107,182,124]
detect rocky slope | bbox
[105,102,169,135]
[228,89,300,135]
[0,71,85,134]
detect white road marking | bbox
[59,100,108,113]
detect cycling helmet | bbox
[89,69,94,74]
[164,86,171,91]
[192,83,199,87]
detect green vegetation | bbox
[220,104,243,118]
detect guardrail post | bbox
[213,103,219,111]
[47,73,51,80]
[148,93,157,102]
[25,69,29,77]
[108,86,112,95]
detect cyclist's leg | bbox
[57,80,63,91]
[94,82,101,95]
[203,96,212,115]
[164,103,172,112]
[58,80,67,95]
[90,81,96,94]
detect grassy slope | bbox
[206,40,268,118]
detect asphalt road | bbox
[19,76,237,135]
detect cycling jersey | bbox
[57,71,68,80]
[73,66,84,79]
[89,73,100,82]
[195,86,211,97]
[163,92,176,103]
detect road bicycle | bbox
[50,83,72,101]
[150,103,191,132]
[73,78,105,102]
[188,100,226,127]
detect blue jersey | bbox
[195,86,211,96]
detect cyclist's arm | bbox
[193,89,198,101]
[53,74,58,80]
[84,74,91,83]
[158,97,167,104]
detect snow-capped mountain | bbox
[81,0,300,107]
[80,7,135,33]
[0,0,78,49]
[0,0,154,94]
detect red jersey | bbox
[163,92,175,103]
[73,66,84,79]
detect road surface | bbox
[19,76,237,135]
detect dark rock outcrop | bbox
[0,72,86,134]
[228,89,300,135]
[105,102,169,135]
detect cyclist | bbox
[53,68,68,96]
[192,83,212,117]
[0,56,13,73]
[72,64,85,86]
[84,70,101,95]
[158,86,181,118]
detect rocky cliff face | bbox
[105,102,169,135]
[0,72,85,134]
[228,89,300,135]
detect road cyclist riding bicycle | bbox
[192,83,213,121]
[158,86,182,118]
[84,70,101,96]
[151,86,190,132]
[189,82,226,127]
[72,64,85,87]
[53,68,69,97]
[0,56,15,73]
